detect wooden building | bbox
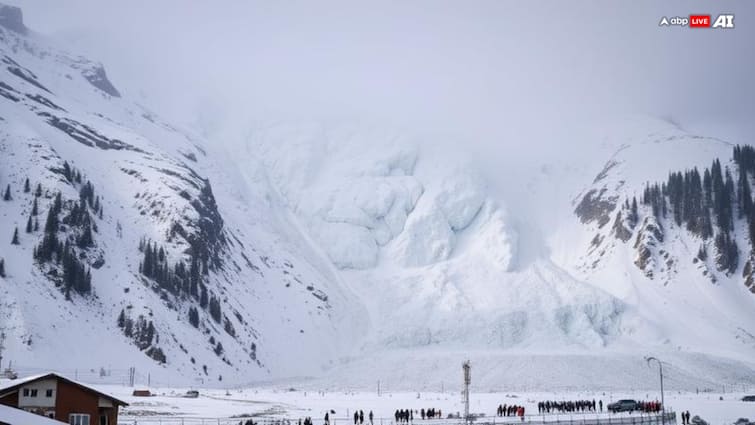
[0,373,127,425]
[0,403,67,425]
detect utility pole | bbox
[462,361,471,425]
[0,331,5,371]
[645,357,665,424]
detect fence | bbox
[476,412,677,425]
[117,412,677,425]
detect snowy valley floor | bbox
[99,386,755,425]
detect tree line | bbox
[638,145,755,274]
[32,161,102,298]
[138,239,224,326]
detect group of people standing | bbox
[538,400,601,414]
[395,408,444,422]
[394,409,413,423]
[421,408,442,420]
[636,401,662,413]
[680,411,693,425]
[496,404,525,418]
[353,410,374,425]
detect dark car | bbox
[742,395,755,402]
[607,400,638,413]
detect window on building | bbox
[69,414,90,425]
[30,389,38,397]
[99,414,108,425]
[22,388,29,397]
[46,389,54,397]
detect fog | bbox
[11,0,755,163]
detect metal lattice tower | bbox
[462,361,471,424]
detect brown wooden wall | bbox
[0,392,18,408]
[0,379,120,425]
[54,379,99,424]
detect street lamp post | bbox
[645,357,665,425]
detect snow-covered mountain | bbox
[0,4,753,391]
[565,118,755,359]
[226,117,755,391]
[0,4,365,385]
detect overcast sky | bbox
[10,0,755,159]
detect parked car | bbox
[742,395,755,402]
[184,390,199,398]
[608,400,639,413]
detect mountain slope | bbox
[0,4,364,385]
[566,117,755,361]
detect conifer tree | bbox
[117,309,126,328]
[200,284,209,309]
[44,205,59,234]
[23,178,30,193]
[3,184,11,201]
[0,258,5,278]
[209,295,222,323]
[53,192,62,213]
[35,183,42,197]
[25,215,32,233]
[189,307,200,328]
[31,197,38,216]
[11,227,19,245]
[741,171,753,219]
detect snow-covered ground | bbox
[82,384,755,425]
[1,2,755,392]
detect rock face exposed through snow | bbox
[0,4,26,35]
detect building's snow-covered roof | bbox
[0,374,50,393]
[0,373,128,406]
[0,404,66,425]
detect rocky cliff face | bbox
[0,5,26,35]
